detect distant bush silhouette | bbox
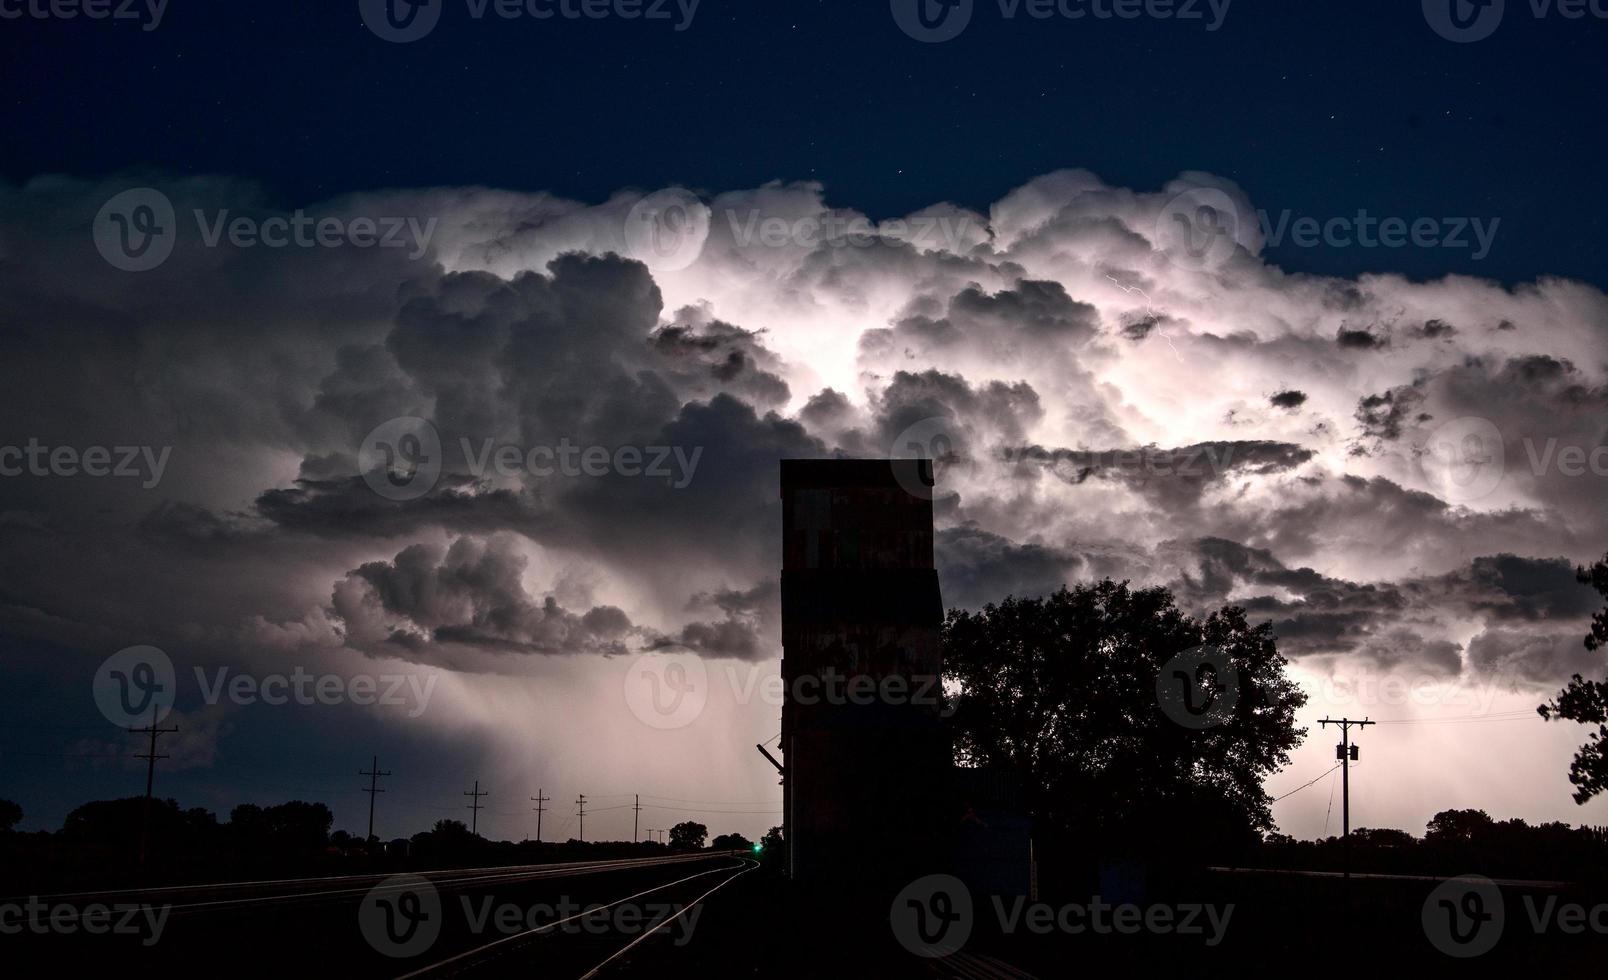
[0,799,20,833]
[1258,809,1608,882]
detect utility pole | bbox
[360,756,392,842]
[530,789,550,843]
[576,794,586,842]
[129,708,178,866]
[1319,717,1374,880]
[633,794,642,843]
[464,781,489,837]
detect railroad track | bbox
[394,856,759,980]
[11,852,724,918]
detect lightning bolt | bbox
[1105,274,1182,361]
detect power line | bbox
[639,803,784,815]
[1271,764,1343,803]
[1372,710,1540,726]
[639,794,784,806]
[1324,766,1339,836]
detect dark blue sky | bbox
[3,0,1605,286]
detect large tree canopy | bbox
[1539,552,1608,803]
[943,580,1306,857]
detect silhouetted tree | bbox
[1425,808,1495,845]
[63,797,219,852]
[228,801,333,853]
[1350,827,1415,847]
[710,832,753,851]
[1539,551,1608,803]
[0,799,20,832]
[761,825,784,851]
[668,821,708,850]
[944,581,1306,860]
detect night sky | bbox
[1,1,1607,843]
[3,1,1605,286]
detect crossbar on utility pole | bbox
[1319,717,1375,880]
